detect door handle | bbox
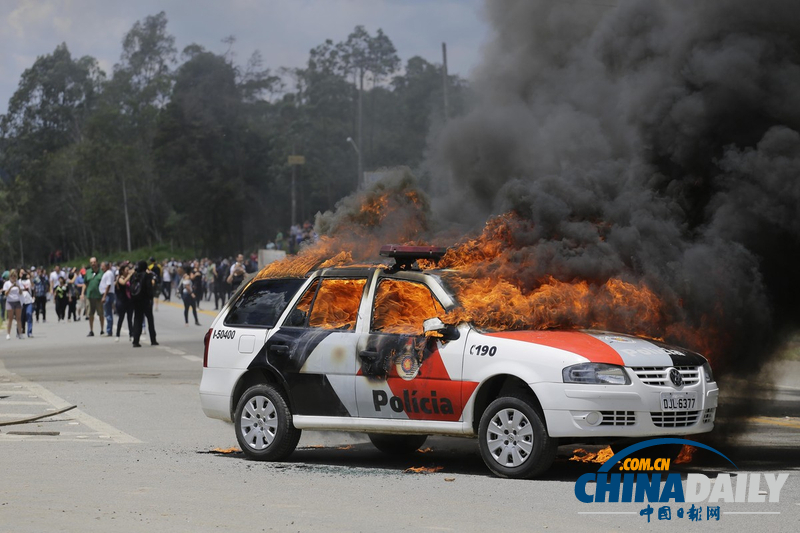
[270,344,290,355]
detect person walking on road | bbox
[131,260,158,348]
[33,267,49,323]
[19,268,34,338]
[161,259,172,301]
[66,272,79,321]
[148,257,162,312]
[82,257,104,336]
[55,277,69,321]
[100,262,115,336]
[115,262,134,342]
[4,270,24,340]
[180,265,200,327]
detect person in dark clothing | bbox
[180,265,201,326]
[131,260,158,348]
[33,267,49,322]
[66,272,79,321]
[54,277,69,321]
[115,262,134,342]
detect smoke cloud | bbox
[426,0,800,376]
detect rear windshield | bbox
[224,278,307,328]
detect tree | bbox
[0,43,104,264]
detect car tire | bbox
[478,395,556,479]
[234,384,301,461]
[367,433,428,455]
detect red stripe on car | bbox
[485,331,624,366]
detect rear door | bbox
[207,278,307,369]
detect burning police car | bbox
[200,245,718,478]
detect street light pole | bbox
[346,136,362,188]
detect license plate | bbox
[660,392,697,412]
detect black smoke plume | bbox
[427,0,800,378]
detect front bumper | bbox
[532,376,719,438]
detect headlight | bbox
[702,362,714,383]
[562,363,631,385]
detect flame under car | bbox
[199,246,718,479]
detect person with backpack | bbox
[130,260,158,348]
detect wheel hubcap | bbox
[240,395,278,450]
[486,408,534,468]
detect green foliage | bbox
[0,15,468,266]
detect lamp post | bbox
[346,136,362,188]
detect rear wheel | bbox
[234,384,301,461]
[368,433,428,455]
[478,395,556,479]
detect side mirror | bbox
[423,317,460,342]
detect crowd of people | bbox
[264,221,318,253]
[1,253,260,347]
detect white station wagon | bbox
[200,246,718,478]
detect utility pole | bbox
[122,174,131,252]
[287,152,305,227]
[357,69,364,187]
[442,42,449,121]
[346,137,361,189]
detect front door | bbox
[355,277,468,421]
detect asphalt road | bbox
[1,299,799,532]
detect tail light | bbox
[203,328,212,367]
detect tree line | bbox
[0,12,466,265]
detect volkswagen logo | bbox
[669,368,683,387]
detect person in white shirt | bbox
[49,266,63,297]
[4,269,24,340]
[99,262,116,336]
[18,269,34,338]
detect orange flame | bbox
[674,445,697,464]
[372,279,446,335]
[569,446,615,464]
[211,447,241,454]
[251,179,721,366]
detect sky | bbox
[0,0,488,114]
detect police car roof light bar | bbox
[380,244,447,271]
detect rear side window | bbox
[286,278,367,331]
[224,279,307,328]
[308,279,367,330]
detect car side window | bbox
[371,279,445,335]
[224,278,307,328]
[308,278,367,330]
[285,278,366,331]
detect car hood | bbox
[484,329,707,367]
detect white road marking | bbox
[0,360,141,444]
[182,355,202,362]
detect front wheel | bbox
[478,395,556,479]
[234,384,301,461]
